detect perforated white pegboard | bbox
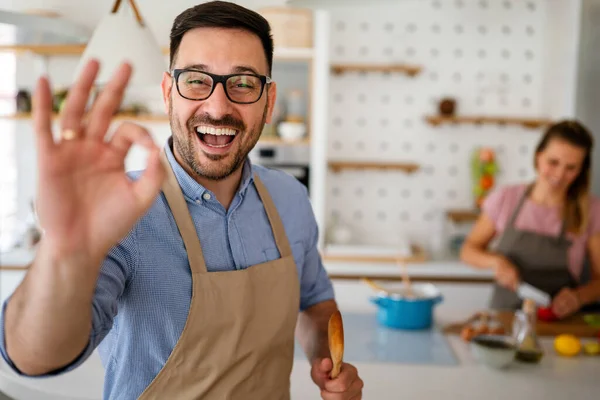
[324,0,562,252]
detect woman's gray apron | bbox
[489,185,577,310]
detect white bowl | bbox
[470,334,517,369]
[278,122,306,141]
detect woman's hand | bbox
[491,255,520,291]
[551,288,581,319]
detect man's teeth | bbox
[195,126,236,136]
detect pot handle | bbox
[369,296,387,308]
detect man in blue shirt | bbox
[0,1,363,399]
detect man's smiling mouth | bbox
[195,125,237,148]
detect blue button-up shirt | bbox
[0,140,334,400]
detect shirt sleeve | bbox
[298,190,335,311]
[0,228,138,376]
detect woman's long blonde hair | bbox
[534,120,594,235]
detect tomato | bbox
[537,307,558,322]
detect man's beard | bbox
[170,102,267,181]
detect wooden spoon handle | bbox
[362,278,403,295]
[398,260,413,297]
[331,360,342,379]
[328,310,344,379]
[362,278,386,292]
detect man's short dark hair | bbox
[169,1,274,75]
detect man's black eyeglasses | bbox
[171,69,272,104]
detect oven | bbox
[249,143,310,194]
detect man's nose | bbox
[202,82,235,118]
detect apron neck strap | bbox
[507,183,568,239]
[253,174,293,258]
[506,184,532,228]
[558,215,568,238]
[160,151,208,274]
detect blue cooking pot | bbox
[369,283,443,330]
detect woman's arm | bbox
[460,213,499,269]
[460,213,521,291]
[576,233,600,305]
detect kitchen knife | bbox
[517,282,551,308]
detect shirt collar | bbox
[163,137,255,201]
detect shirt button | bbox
[195,199,201,204]
[202,193,211,201]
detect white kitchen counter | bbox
[0,278,597,400]
[324,259,493,280]
[0,248,494,281]
[1,336,597,400]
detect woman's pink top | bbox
[482,184,600,281]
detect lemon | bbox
[554,334,581,357]
[583,342,600,355]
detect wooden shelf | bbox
[330,63,422,77]
[328,161,420,174]
[425,115,552,129]
[0,113,309,145]
[258,137,310,145]
[0,44,87,55]
[0,44,313,61]
[273,47,313,60]
[446,209,480,223]
[322,244,428,264]
[1,112,169,122]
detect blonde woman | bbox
[461,120,600,318]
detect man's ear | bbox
[265,81,277,124]
[161,71,173,114]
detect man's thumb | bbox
[319,357,333,372]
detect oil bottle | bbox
[514,299,544,363]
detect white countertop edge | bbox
[324,260,494,279]
[1,249,494,279]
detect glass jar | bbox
[514,299,544,363]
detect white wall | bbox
[0,0,585,254]
[575,0,600,196]
[319,0,583,253]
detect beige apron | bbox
[138,152,300,399]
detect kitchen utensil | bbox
[362,278,404,295]
[517,283,551,308]
[470,334,517,369]
[328,310,344,379]
[398,260,414,298]
[370,283,443,330]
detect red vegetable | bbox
[537,307,558,322]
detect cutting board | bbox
[443,311,600,338]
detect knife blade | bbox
[517,282,551,308]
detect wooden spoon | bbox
[362,278,403,295]
[398,260,415,298]
[328,310,344,379]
